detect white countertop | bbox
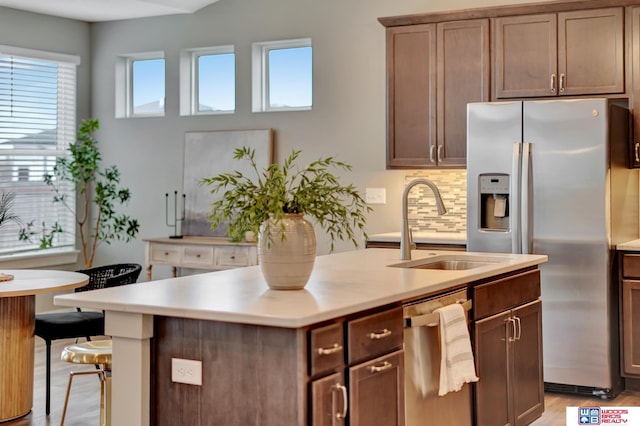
[368,231,466,245]
[55,248,545,328]
[617,239,640,251]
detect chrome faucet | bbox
[400,179,447,260]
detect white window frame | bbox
[180,45,235,116]
[251,38,312,112]
[0,45,80,267]
[115,51,165,118]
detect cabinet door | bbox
[349,350,405,426]
[436,19,489,168]
[386,24,436,169]
[622,280,640,376]
[474,310,511,426]
[511,300,544,426]
[557,8,624,96]
[310,372,347,426]
[631,8,640,168]
[494,14,557,98]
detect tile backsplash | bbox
[404,170,467,233]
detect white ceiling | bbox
[0,0,221,22]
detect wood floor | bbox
[5,337,640,425]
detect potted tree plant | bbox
[201,147,372,290]
[19,118,139,267]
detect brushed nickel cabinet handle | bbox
[368,361,393,373]
[550,73,556,93]
[514,316,522,341]
[437,145,443,163]
[368,329,392,340]
[506,317,516,342]
[332,383,348,420]
[317,343,343,356]
[559,73,565,92]
[429,145,436,163]
[511,317,518,342]
[635,143,639,162]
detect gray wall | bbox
[90,0,545,279]
[2,0,545,281]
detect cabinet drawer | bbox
[623,254,640,278]
[472,269,540,320]
[215,246,253,268]
[347,307,403,364]
[149,244,181,264]
[183,246,214,266]
[309,323,345,377]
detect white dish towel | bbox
[435,303,479,396]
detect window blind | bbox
[0,48,78,256]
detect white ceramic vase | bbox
[258,213,317,290]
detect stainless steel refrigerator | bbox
[466,98,639,397]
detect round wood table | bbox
[0,269,89,422]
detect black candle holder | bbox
[165,190,185,239]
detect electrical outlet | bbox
[365,187,386,204]
[171,358,202,386]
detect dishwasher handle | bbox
[404,300,472,328]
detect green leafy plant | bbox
[19,118,140,267]
[201,147,372,250]
[0,191,21,230]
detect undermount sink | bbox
[411,260,499,270]
[388,254,507,271]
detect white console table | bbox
[143,236,258,281]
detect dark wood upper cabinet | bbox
[386,24,436,169]
[385,19,489,169]
[437,19,490,168]
[494,8,624,99]
[631,7,640,168]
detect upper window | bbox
[180,46,235,116]
[115,51,165,118]
[0,45,79,257]
[252,38,312,112]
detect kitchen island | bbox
[54,248,547,426]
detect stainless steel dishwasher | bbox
[403,289,473,426]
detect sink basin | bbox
[388,254,507,271]
[410,260,499,270]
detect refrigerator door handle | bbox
[521,142,532,254]
[511,143,522,254]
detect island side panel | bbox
[153,317,308,426]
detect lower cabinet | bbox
[472,269,544,426]
[474,300,544,426]
[310,372,347,426]
[622,280,640,376]
[348,350,405,426]
[308,306,404,426]
[620,253,640,376]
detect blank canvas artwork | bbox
[182,129,273,237]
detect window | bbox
[252,38,312,112]
[0,45,79,257]
[115,51,165,118]
[180,46,235,116]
